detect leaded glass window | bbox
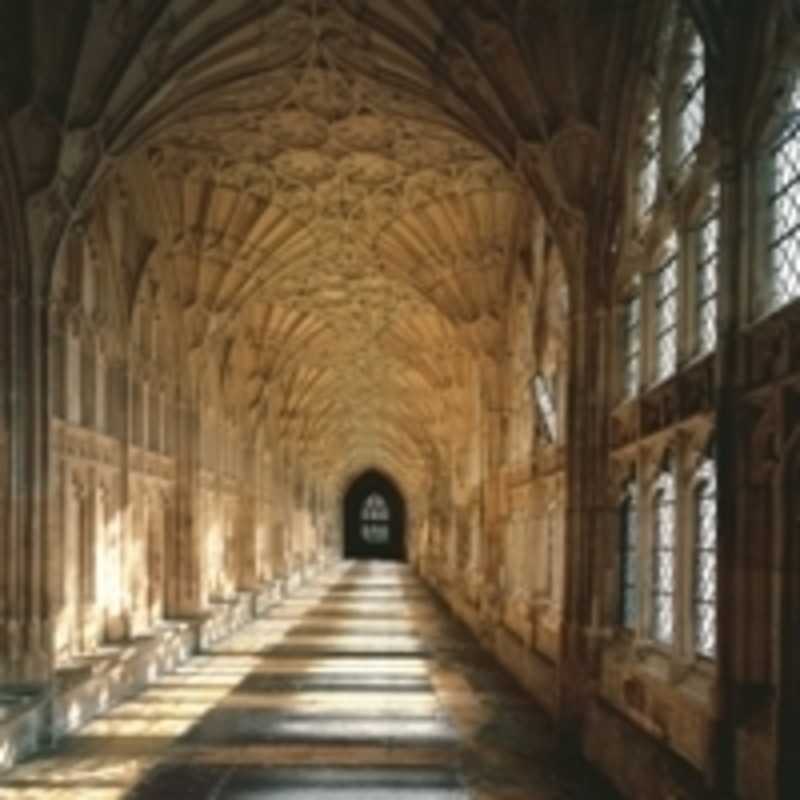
[677,32,705,166]
[652,464,677,645]
[361,492,390,545]
[638,107,661,214]
[622,291,641,398]
[696,185,720,353]
[654,234,679,382]
[693,457,717,658]
[619,480,639,629]
[767,73,800,309]
[534,373,558,444]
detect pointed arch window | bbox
[654,234,680,382]
[767,73,800,309]
[619,479,639,630]
[693,456,717,658]
[652,461,677,645]
[361,493,390,545]
[677,31,705,166]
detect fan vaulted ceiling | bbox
[10,0,660,495]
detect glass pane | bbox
[362,524,390,545]
[534,374,558,443]
[623,295,641,398]
[654,239,679,382]
[361,492,390,522]
[653,595,675,644]
[768,75,800,309]
[696,186,720,353]
[693,458,717,658]
[652,469,676,645]
[677,34,705,165]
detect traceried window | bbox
[693,457,717,659]
[622,288,642,398]
[638,107,661,214]
[695,185,720,353]
[533,373,558,444]
[766,72,800,310]
[360,493,390,545]
[654,234,679,382]
[619,480,639,630]
[652,462,677,645]
[677,32,705,166]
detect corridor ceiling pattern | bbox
[10,0,663,493]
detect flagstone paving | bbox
[0,563,618,799]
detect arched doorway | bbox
[344,470,406,560]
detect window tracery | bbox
[623,17,716,393]
[361,492,390,545]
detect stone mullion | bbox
[27,291,44,673]
[164,397,181,617]
[272,449,286,579]
[116,356,133,637]
[480,359,504,592]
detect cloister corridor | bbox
[8,3,800,796]
[0,564,615,800]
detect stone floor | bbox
[0,563,618,799]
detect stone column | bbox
[701,10,783,793]
[517,123,626,746]
[0,135,52,683]
[559,235,616,742]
